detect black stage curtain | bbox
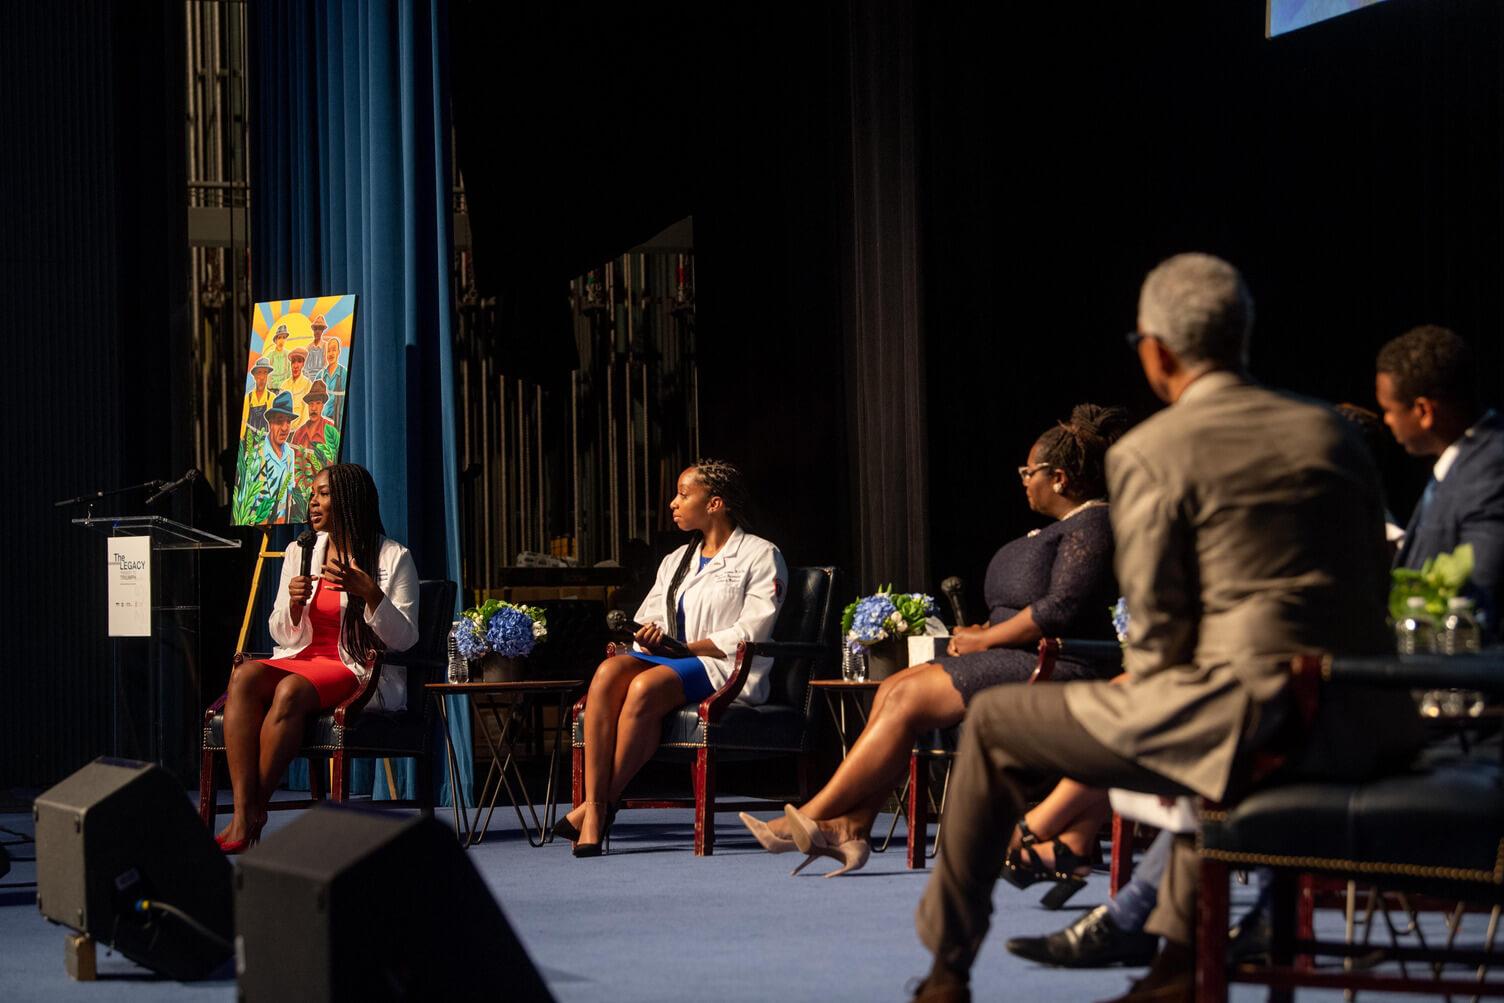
[920,0,1504,609]
[454,0,1502,617]
[1,0,190,788]
[836,0,932,594]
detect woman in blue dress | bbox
[556,459,787,856]
[747,404,1130,876]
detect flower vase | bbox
[865,636,910,681]
[478,652,525,683]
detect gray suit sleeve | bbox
[1107,442,1198,676]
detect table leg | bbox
[434,694,473,844]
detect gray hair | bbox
[1137,253,1253,369]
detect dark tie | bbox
[1413,476,1439,526]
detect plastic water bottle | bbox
[1439,597,1485,715]
[447,621,469,683]
[1395,596,1436,655]
[1439,597,1483,655]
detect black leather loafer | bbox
[1005,905,1159,968]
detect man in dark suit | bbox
[1376,326,1504,638]
[908,254,1421,1003]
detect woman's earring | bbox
[1052,482,1062,495]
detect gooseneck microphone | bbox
[605,609,693,658]
[296,529,317,599]
[940,576,967,628]
[143,468,200,506]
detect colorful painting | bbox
[232,295,357,526]
[1267,0,1389,38]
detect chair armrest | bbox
[1033,637,1122,683]
[1324,652,1504,693]
[698,641,756,721]
[331,649,383,728]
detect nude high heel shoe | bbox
[783,804,871,877]
[738,812,797,854]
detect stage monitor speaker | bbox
[34,756,233,980]
[234,803,553,1003]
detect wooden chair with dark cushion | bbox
[571,565,843,855]
[198,578,456,827]
[1198,652,1504,1003]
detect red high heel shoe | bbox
[217,816,265,855]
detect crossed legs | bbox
[915,682,1195,982]
[772,662,966,844]
[219,660,322,843]
[565,654,688,845]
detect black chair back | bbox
[766,566,843,709]
[383,579,456,719]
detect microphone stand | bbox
[53,479,167,519]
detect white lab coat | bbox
[268,532,420,709]
[633,527,787,705]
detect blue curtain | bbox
[251,0,472,807]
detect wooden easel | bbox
[236,532,282,653]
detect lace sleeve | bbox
[1029,512,1115,637]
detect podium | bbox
[73,516,240,779]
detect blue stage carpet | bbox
[0,799,1479,1001]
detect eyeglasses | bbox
[1125,331,1162,351]
[1017,462,1054,482]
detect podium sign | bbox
[107,536,152,636]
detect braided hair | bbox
[1034,404,1131,501]
[663,458,752,640]
[323,463,388,662]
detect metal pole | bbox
[572,370,581,562]
[536,387,545,555]
[480,357,492,594]
[497,371,507,578]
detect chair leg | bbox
[309,755,327,801]
[1196,854,1230,1003]
[1268,871,1297,1003]
[694,747,716,856]
[418,752,435,818]
[571,743,584,810]
[1109,813,1134,894]
[907,753,929,870]
[1295,873,1314,972]
[332,751,348,802]
[199,748,217,829]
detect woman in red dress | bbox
[216,463,419,852]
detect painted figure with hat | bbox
[241,356,276,435]
[267,324,292,391]
[318,335,348,426]
[283,346,313,427]
[233,390,319,525]
[306,314,329,376]
[290,379,341,466]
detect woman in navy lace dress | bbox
[742,404,1130,876]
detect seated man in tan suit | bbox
[909,253,1422,1003]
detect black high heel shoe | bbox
[553,800,618,843]
[1000,819,1092,909]
[571,802,613,858]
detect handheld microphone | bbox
[297,528,317,579]
[940,576,968,628]
[605,610,693,658]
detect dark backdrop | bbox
[1,0,193,788]
[455,0,1502,615]
[5,0,1501,787]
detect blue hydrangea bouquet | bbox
[1111,597,1130,643]
[841,585,938,656]
[451,598,549,660]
